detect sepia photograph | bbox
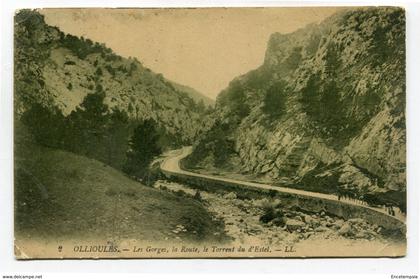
[13,7,406,258]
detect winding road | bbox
[160,146,406,223]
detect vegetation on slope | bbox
[186,7,406,209]
[14,9,209,146]
[14,9,214,182]
[15,123,226,243]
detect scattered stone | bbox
[285,219,306,231]
[303,215,313,224]
[253,198,270,208]
[272,217,285,227]
[272,198,282,208]
[315,226,327,232]
[155,180,387,247]
[333,219,345,229]
[348,218,364,224]
[338,222,352,236]
[304,232,314,239]
[294,215,304,222]
[224,192,237,199]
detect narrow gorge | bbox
[185,7,405,209]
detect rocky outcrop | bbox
[14,10,209,144]
[189,7,405,201]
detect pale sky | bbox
[41,8,340,99]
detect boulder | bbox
[333,219,345,229]
[338,222,352,236]
[285,219,306,231]
[272,198,282,208]
[315,226,328,232]
[355,232,368,239]
[348,218,365,224]
[224,192,237,200]
[253,198,270,207]
[294,215,304,222]
[303,215,313,224]
[272,217,286,227]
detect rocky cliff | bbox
[187,7,405,204]
[14,10,208,144]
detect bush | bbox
[174,189,188,198]
[105,64,116,76]
[268,189,277,198]
[64,61,76,66]
[60,33,106,59]
[259,207,276,223]
[193,190,202,201]
[259,199,284,224]
[184,120,235,168]
[21,103,66,148]
[262,81,287,119]
[105,188,117,197]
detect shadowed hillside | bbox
[14,9,209,145]
[14,123,226,243]
[185,7,405,209]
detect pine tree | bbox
[123,119,162,178]
[66,86,109,155]
[262,81,287,119]
[105,108,129,169]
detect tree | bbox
[262,81,287,119]
[195,100,206,113]
[221,81,250,122]
[77,87,109,121]
[300,73,321,117]
[184,120,234,168]
[319,80,344,135]
[123,119,162,178]
[104,108,129,169]
[65,88,109,156]
[324,43,340,79]
[21,103,66,148]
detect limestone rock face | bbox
[14,10,210,144]
[189,8,405,200]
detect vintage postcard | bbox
[14,7,406,258]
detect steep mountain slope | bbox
[14,10,206,143]
[170,81,215,107]
[186,8,405,205]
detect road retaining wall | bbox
[161,168,406,234]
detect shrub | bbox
[268,189,277,198]
[258,199,284,224]
[259,206,276,223]
[174,189,188,198]
[105,188,117,197]
[262,81,287,119]
[193,190,202,201]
